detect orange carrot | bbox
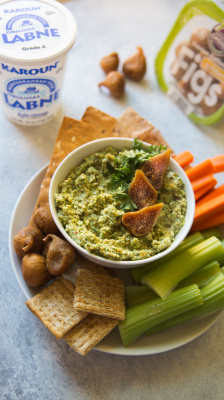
[193,194,224,226]
[191,211,224,232]
[173,151,194,168]
[211,155,224,173]
[196,183,224,206]
[186,159,214,181]
[191,175,217,192]
[194,180,217,201]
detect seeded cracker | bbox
[25,277,87,339]
[73,269,125,320]
[63,314,119,356]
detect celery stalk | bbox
[177,261,221,289]
[125,285,158,307]
[131,232,204,284]
[141,236,224,299]
[118,284,203,347]
[126,261,220,307]
[200,227,221,240]
[146,273,224,335]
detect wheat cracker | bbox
[25,276,87,339]
[64,313,119,356]
[73,269,125,320]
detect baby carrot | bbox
[173,151,194,168]
[194,194,224,225]
[186,159,214,181]
[194,180,217,201]
[211,155,224,173]
[191,175,217,192]
[191,212,224,232]
[197,183,224,206]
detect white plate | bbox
[9,165,223,356]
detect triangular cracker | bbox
[25,276,87,339]
[73,269,125,320]
[63,313,119,356]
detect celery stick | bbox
[146,273,224,335]
[200,227,221,240]
[126,261,220,307]
[125,285,158,307]
[141,236,224,300]
[131,232,204,284]
[118,284,203,347]
[177,261,221,289]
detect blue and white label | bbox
[0,0,67,56]
[0,57,66,125]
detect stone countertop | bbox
[1,0,224,399]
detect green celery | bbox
[125,285,158,307]
[126,261,220,307]
[118,284,203,347]
[177,261,221,289]
[141,236,224,299]
[131,232,204,284]
[146,272,224,335]
[200,227,221,240]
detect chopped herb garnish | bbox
[114,192,138,212]
[107,140,167,210]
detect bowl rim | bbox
[49,137,195,269]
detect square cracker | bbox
[73,269,125,320]
[63,252,109,285]
[25,276,87,339]
[63,313,119,356]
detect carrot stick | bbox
[191,175,217,192]
[197,183,224,206]
[194,194,224,225]
[186,159,214,181]
[194,180,217,201]
[211,155,224,173]
[173,151,194,168]
[191,211,224,232]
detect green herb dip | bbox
[55,146,187,261]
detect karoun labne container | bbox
[0,0,77,125]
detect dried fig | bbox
[33,206,58,235]
[129,170,157,209]
[123,46,146,81]
[22,253,52,288]
[142,149,171,190]
[100,52,119,73]
[43,234,76,276]
[122,204,163,236]
[13,223,44,258]
[99,71,125,98]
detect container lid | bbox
[0,0,77,63]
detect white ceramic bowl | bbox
[49,137,195,269]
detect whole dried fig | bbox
[99,71,125,98]
[13,223,44,258]
[33,206,58,235]
[43,234,76,276]
[22,253,52,287]
[100,52,119,73]
[123,46,146,81]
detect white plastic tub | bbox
[0,0,77,125]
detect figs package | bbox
[155,0,224,125]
